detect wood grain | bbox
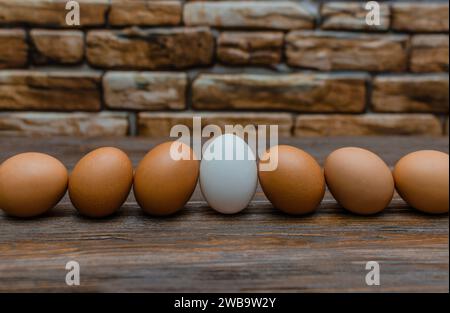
[0,136,448,292]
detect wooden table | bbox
[0,136,448,292]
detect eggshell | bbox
[324,147,394,215]
[394,150,449,214]
[134,141,199,216]
[0,152,68,217]
[258,145,325,215]
[69,147,133,218]
[200,134,258,214]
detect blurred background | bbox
[0,0,448,138]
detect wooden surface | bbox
[0,136,448,292]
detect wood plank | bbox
[0,136,448,292]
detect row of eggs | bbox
[0,134,448,218]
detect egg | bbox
[69,147,133,218]
[0,152,68,217]
[324,147,394,215]
[134,141,199,216]
[200,134,257,214]
[394,150,449,214]
[258,145,325,215]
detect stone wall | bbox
[0,0,448,137]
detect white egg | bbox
[200,134,258,214]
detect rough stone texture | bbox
[217,32,283,66]
[86,27,214,69]
[0,0,109,27]
[184,1,316,30]
[138,112,293,137]
[294,114,443,137]
[0,1,448,139]
[109,0,182,26]
[286,31,409,72]
[30,29,84,65]
[0,70,101,111]
[103,72,187,110]
[392,3,449,32]
[321,2,390,31]
[0,29,27,69]
[410,35,449,73]
[0,112,129,137]
[372,75,449,113]
[192,73,367,113]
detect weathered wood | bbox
[0,136,448,292]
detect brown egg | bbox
[0,152,68,217]
[394,150,449,214]
[134,141,199,216]
[324,147,394,215]
[258,145,325,215]
[69,147,133,218]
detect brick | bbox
[217,32,283,66]
[372,74,449,113]
[109,0,182,26]
[0,70,101,111]
[30,29,84,64]
[0,0,108,27]
[86,27,214,70]
[138,112,293,137]
[321,2,390,31]
[184,1,316,30]
[410,35,449,73]
[286,31,408,72]
[192,73,367,113]
[294,114,443,137]
[0,29,27,69]
[103,72,187,110]
[392,3,449,32]
[0,112,128,137]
